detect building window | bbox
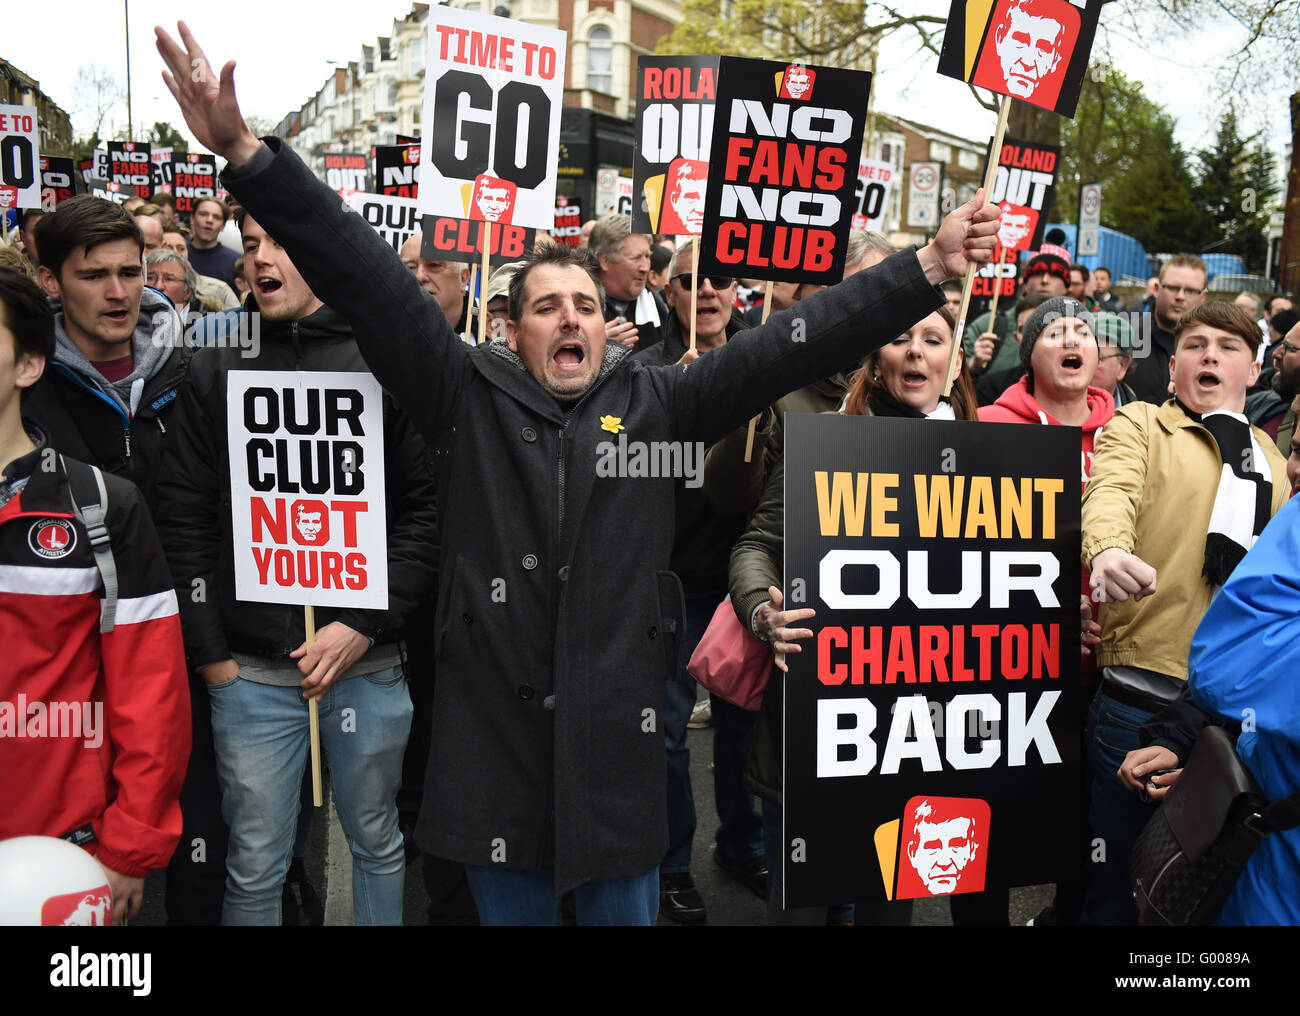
[958,149,979,171]
[930,141,951,163]
[587,26,613,94]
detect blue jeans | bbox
[1079,688,1158,926]
[209,667,413,925]
[465,866,659,926]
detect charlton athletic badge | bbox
[29,519,77,560]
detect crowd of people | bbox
[0,23,1296,928]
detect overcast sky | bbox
[5,1,1290,168]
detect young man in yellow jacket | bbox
[1079,301,1289,925]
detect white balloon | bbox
[0,836,113,926]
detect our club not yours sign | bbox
[227,371,388,609]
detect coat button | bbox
[521,426,537,443]
[647,626,658,639]
[522,554,538,570]
[558,565,570,582]
[543,695,556,711]
[518,684,535,701]
[462,612,473,625]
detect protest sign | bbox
[906,162,942,229]
[553,196,581,246]
[417,5,565,231]
[696,58,870,284]
[324,152,369,194]
[632,56,717,234]
[40,156,79,210]
[418,214,537,266]
[851,158,895,232]
[87,180,129,204]
[78,158,96,185]
[0,105,41,210]
[782,414,1081,907]
[226,370,388,610]
[151,146,174,191]
[937,0,1103,117]
[1077,182,1101,256]
[108,141,153,198]
[374,143,420,198]
[346,192,421,252]
[171,152,219,214]
[990,136,1059,254]
[973,248,1020,300]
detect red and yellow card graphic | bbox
[876,796,991,900]
[937,0,1102,118]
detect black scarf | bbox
[869,387,927,419]
[1176,399,1272,586]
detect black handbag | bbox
[1130,725,1300,926]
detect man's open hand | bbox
[291,622,370,701]
[917,189,1001,284]
[754,585,816,674]
[155,21,261,166]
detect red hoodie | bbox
[979,377,1115,684]
[978,377,1114,492]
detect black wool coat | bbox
[224,137,944,893]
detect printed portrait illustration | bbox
[465,174,518,225]
[996,200,1039,252]
[777,64,816,101]
[875,795,991,900]
[656,157,708,235]
[291,500,330,546]
[971,0,1080,111]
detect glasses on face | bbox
[147,273,185,287]
[1160,285,1203,297]
[1280,340,1300,356]
[1097,351,1126,362]
[670,273,733,291]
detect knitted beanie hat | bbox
[1020,296,1097,375]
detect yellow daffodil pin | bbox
[600,415,625,434]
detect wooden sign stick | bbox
[742,279,775,463]
[304,604,323,807]
[944,93,1011,398]
[689,235,700,353]
[478,222,492,346]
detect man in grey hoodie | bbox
[27,195,190,517]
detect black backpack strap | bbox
[60,456,117,633]
[1260,792,1300,834]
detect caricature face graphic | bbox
[995,4,1065,99]
[296,508,323,542]
[889,797,990,899]
[996,202,1037,251]
[291,500,330,546]
[908,814,979,894]
[659,158,709,235]
[784,66,812,99]
[477,183,511,222]
[971,0,1080,111]
[668,162,707,233]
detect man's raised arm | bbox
[155,22,467,444]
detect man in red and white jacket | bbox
[0,267,190,923]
